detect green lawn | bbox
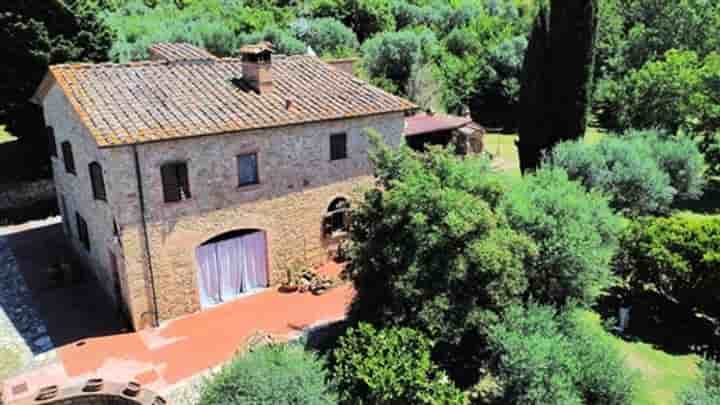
[484,127,605,176]
[579,311,701,405]
[0,125,17,144]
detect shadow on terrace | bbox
[0,220,127,354]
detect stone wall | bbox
[0,180,55,211]
[42,86,123,308]
[5,379,164,405]
[109,112,405,328]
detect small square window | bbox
[237,153,259,187]
[330,133,347,161]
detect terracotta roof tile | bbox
[403,113,474,137]
[47,55,417,147]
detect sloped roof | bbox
[38,55,417,148]
[403,113,474,137]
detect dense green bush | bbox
[361,28,438,95]
[306,0,396,43]
[679,359,720,404]
[488,305,635,405]
[290,17,358,57]
[238,26,307,55]
[102,0,294,60]
[615,213,720,321]
[547,133,705,216]
[332,323,466,405]
[499,167,623,307]
[347,135,536,384]
[198,344,336,405]
[1,0,112,181]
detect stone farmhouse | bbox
[31,42,417,330]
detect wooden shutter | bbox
[62,142,75,174]
[47,127,57,157]
[177,162,191,199]
[89,162,107,201]
[161,164,181,202]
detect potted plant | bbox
[279,261,304,293]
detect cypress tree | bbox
[517,0,598,173]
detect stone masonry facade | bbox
[43,82,405,329]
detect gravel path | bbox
[0,219,58,381]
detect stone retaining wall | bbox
[0,180,55,211]
[4,379,166,405]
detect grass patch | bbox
[579,311,701,405]
[484,128,605,176]
[0,346,23,380]
[0,126,17,144]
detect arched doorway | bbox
[196,229,268,309]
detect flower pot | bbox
[279,285,299,293]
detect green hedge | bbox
[198,344,336,405]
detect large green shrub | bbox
[679,359,720,404]
[198,344,336,405]
[361,28,438,95]
[499,167,623,307]
[488,305,635,405]
[238,26,307,55]
[290,18,358,57]
[332,324,466,405]
[347,135,536,384]
[547,132,705,216]
[615,213,720,321]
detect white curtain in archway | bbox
[196,231,268,309]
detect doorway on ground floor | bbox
[196,229,268,309]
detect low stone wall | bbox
[0,180,57,225]
[0,180,55,211]
[5,379,166,405]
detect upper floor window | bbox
[324,197,351,237]
[61,141,76,174]
[161,162,191,203]
[330,133,347,161]
[237,153,259,187]
[47,127,57,157]
[89,162,107,201]
[76,212,90,251]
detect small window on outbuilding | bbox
[76,212,90,251]
[47,127,57,157]
[237,153,259,187]
[89,162,107,201]
[330,133,347,161]
[161,162,191,203]
[61,141,76,174]
[323,197,351,237]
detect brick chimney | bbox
[239,42,274,93]
[326,58,357,76]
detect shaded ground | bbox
[1,219,127,347]
[0,218,127,386]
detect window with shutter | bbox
[47,127,57,157]
[61,142,76,174]
[330,133,347,161]
[161,162,191,203]
[237,153,259,187]
[89,162,107,201]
